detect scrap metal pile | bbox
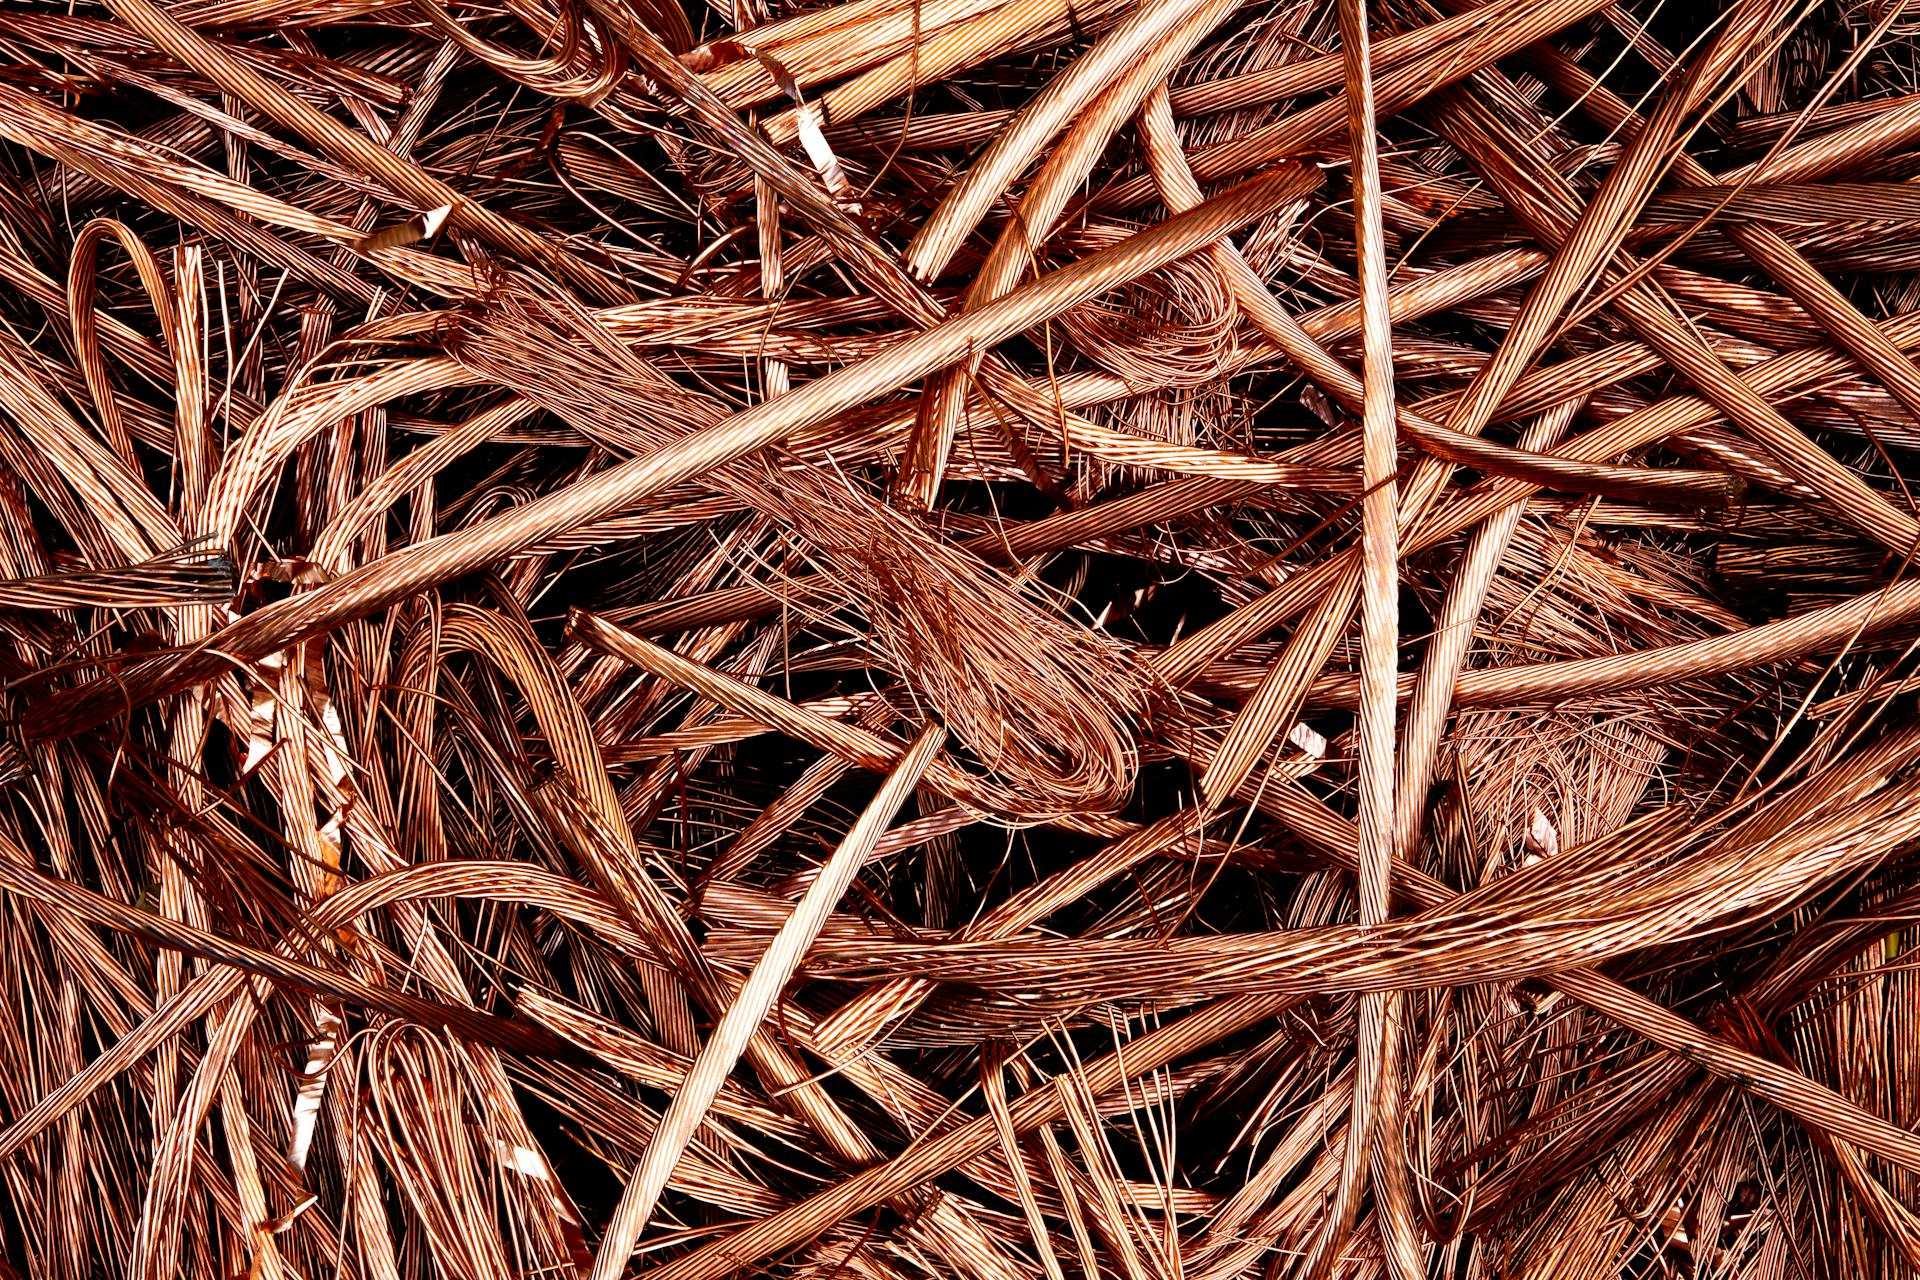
[1,0,1920,1274]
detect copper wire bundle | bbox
[9,0,1920,1275]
